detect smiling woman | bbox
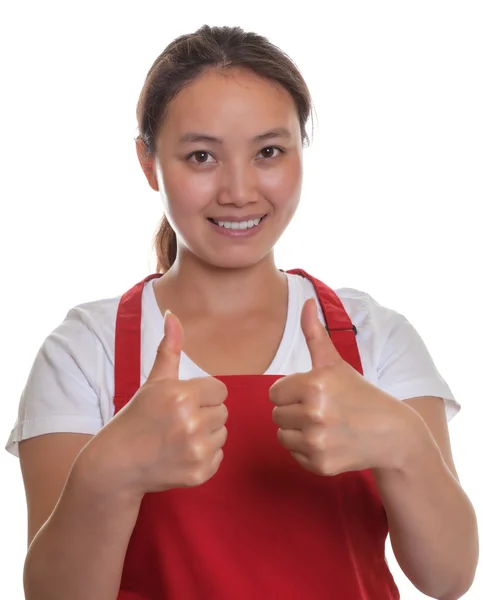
[7,23,478,600]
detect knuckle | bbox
[306,405,325,424]
[325,461,341,477]
[184,418,199,436]
[307,369,335,395]
[305,382,324,404]
[305,427,326,451]
[174,402,197,433]
[310,377,324,392]
[311,452,335,476]
[187,440,206,462]
[210,449,224,475]
[185,469,207,487]
[159,381,187,405]
[319,459,336,477]
[173,384,192,404]
[180,411,199,436]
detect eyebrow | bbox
[178,127,292,144]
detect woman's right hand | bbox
[80,310,228,498]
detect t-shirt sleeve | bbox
[373,300,460,421]
[5,310,104,457]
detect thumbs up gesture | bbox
[94,311,228,497]
[269,299,416,476]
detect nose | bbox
[217,161,259,207]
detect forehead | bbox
[162,68,300,138]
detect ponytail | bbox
[154,215,177,273]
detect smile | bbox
[208,215,267,230]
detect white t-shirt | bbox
[5,273,459,457]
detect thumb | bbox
[149,310,184,380]
[301,298,340,369]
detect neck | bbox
[155,251,287,317]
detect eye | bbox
[187,151,215,165]
[258,146,284,160]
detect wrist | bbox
[378,403,440,475]
[73,441,145,508]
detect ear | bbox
[136,138,159,192]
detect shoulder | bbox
[330,286,415,368]
[63,293,122,341]
[26,291,124,393]
[44,290,127,366]
[39,276,161,373]
[34,293,121,375]
[329,284,432,367]
[293,274,404,342]
[334,286,406,335]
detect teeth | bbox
[213,217,262,229]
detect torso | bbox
[114,270,401,600]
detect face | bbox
[138,67,304,269]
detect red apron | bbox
[114,269,399,599]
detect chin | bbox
[207,256,264,270]
[200,249,271,271]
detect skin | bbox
[136,66,478,598]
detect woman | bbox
[7,24,478,599]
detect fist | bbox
[93,310,228,496]
[269,298,413,476]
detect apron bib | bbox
[113,269,399,599]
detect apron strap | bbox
[286,269,363,375]
[113,274,161,412]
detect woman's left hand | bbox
[269,298,424,476]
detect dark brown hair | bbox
[136,25,313,273]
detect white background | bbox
[1,1,481,598]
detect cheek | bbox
[261,155,303,205]
[161,165,213,217]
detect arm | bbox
[21,434,142,600]
[271,299,478,597]
[372,396,478,600]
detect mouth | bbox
[207,214,268,231]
